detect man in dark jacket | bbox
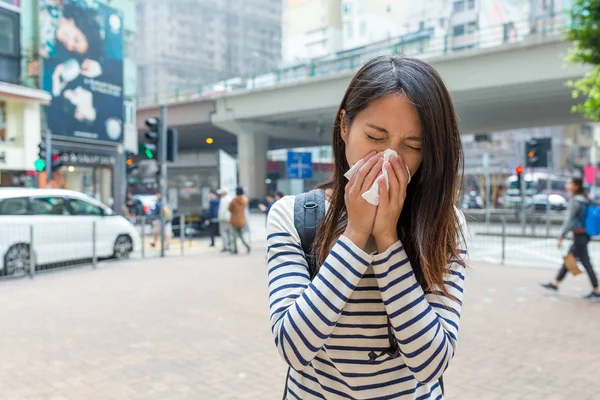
[205,191,220,247]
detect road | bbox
[0,216,598,399]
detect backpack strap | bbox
[293,189,326,279]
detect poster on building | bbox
[40,0,124,143]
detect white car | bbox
[0,188,140,275]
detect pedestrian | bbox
[217,189,233,252]
[541,178,600,300]
[124,192,136,222]
[259,194,276,224]
[205,191,220,247]
[266,56,467,399]
[151,192,172,249]
[229,187,251,254]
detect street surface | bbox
[0,216,598,399]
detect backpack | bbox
[281,189,444,397]
[584,203,600,236]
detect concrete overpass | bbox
[137,36,590,198]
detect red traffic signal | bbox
[52,154,59,162]
[516,165,524,175]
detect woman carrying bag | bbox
[541,178,600,300]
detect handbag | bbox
[563,252,582,275]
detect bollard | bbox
[92,221,97,268]
[181,214,185,256]
[141,216,145,258]
[501,216,506,266]
[29,225,35,278]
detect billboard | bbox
[40,0,124,143]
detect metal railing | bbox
[137,12,572,107]
[0,213,217,281]
[466,212,600,270]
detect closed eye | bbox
[366,133,385,141]
[405,144,422,151]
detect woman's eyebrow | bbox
[366,123,389,134]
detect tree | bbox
[565,0,600,121]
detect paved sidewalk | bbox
[0,226,598,399]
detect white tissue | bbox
[343,149,411,205]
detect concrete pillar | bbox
[237,131,268,200]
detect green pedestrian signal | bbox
[34,158,46,172]
[144,147,154,159]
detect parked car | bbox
[527,193,568,212]
[131,194,158,217]
[0,188,140,276]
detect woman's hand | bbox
[372,154,410,252]
[343,151,383,250]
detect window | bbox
[68,198,103,216]
[439,18,446,28]
[0,197,28,215]
[343,3,352,15]
[453,0,465,13]
[453,25,465,36]
[467,21,477,33]
[360,21,366,36]
[387,5,391,13]
[32,197,69,215]
[0,13,15,55]
[468,0,475,9]
[346,23,353,39]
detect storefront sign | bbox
[57,151,116,166]
[40,0,124,143]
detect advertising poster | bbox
[40,0,124,143]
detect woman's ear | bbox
[340,110,348,143]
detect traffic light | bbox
[525,138,552,168]
[516,165,523,189]
[125,151,138,174]
[166,128,178,162]
[141,117,160,159]
[35,138,47,172]
[51,153,64,172]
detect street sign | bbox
[286,152,312,179]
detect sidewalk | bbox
[0,236,598,399]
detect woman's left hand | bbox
[372,155,410,252]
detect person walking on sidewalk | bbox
[205,191,220,247]
[229,187,251,254]
[217,189,233,252]
[266,56,467,399]
[541,178,600,300]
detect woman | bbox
[229,187,252,254]
[267,56,467,399]
[541,178,600,299]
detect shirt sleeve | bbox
[560,199,581,239]
[266,196,373,371]
[371,214,467,383]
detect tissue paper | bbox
[343,149,411,205]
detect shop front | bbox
[45,144,121,209]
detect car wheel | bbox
[4,243,32,275]
[113,235,133,259]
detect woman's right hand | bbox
[343,151,384,250]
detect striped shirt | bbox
[267,196,467,400]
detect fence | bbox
[0,208,595,281]
[0,213,219,281]
[466,213,600,270]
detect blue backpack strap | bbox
[293,189,326,279]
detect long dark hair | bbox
[570,178,587,196]
[60,4,104,61]
[314,56,465,292]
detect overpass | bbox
[137,26,589,199]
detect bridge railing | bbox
[137,12,572,108]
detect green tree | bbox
[565,0,600,121]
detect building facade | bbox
[26,0,138,214]
[281,0,342,64]
[0,0,51,188]
[136,0,282,103]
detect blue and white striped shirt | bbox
[267,196,467,400]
